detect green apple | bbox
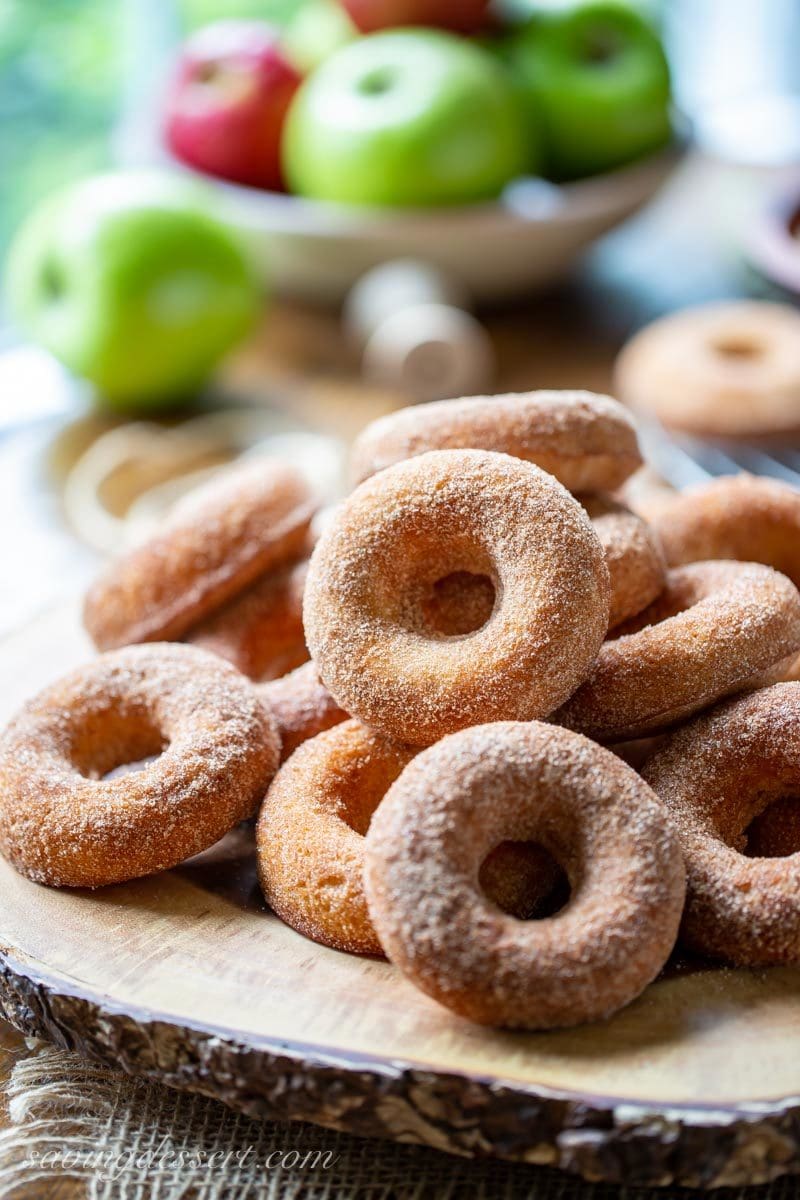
[6,171,259,412]
[282,30,530,207]
[282,0,357,74]
[506,0,672,180]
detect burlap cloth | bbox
[0,1042,795,1200]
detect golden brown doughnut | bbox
[350,390,642,493]
[305,449,610,746]
[643,684,800,965]
[187,558,309,681]
[615,301,800,439]
[654,474,800,584]
[580,494,666,629]
[84,460,316,651]
[421,496,667,637]
[258,660,347,763]
[258,719,565,955]
[257,720,416,955]
[557,561,800,742]
[653,475,800,686]
[0,643,279,888]
[364,721,686,1029]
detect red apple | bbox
[164,21,302,191]
[340,0,490,35]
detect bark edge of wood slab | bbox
[0,946,798,1190]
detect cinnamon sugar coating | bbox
[556,561,800,742]
[0,643,280,888]
[350,391,642,493]
[258,661,347,763]
[364,721,685,1029]
[654,474,800,584]
[84,460,316,651]
[258,719,564,956]
[580,494,666,629]
[304,449,610,746]
[643,684,800,964]
[187,558,309,681]
[257,720,416,955]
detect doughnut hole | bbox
[421,570,496,637]
[388,533,499,640]
[746,795,800,858]
[479,841,569,920]
[65,703,168,781]
[711,335,765,362]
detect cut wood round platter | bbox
[1,605,799,1189]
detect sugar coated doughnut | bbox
[364,721,685,1029]
[654,474,800,585]
[257,720,416,955]
[304,449,610,745]
[557,561,800,742]
[427,497,666,637]
[643,684,800,964]
[581,494,666,629]
[187,558,309,681]
[615,301,800,438]
[0,643,280,888]
[258,719,564,955]
[350,390,642,493]
[84,460,316,650]
[258,660,347,762]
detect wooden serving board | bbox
[0,607,799,1189]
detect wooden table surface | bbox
[0,153,778,1192]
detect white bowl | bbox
[171,145,681,305]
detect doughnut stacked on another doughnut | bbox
[350,390,665,632]
[304,448,611,745]
[350,390,642,491]
[556,561,800,742]
[364,722,685,1029]
[83,459,317,681]
[257,718,565,957]
[642,684,800,966]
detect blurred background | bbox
[4,0,800,633]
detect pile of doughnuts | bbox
[2,389,800,1033]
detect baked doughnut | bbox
[653,474,800,585]
[643,684,800,964]
[581,494,666,629]
[350,390,642,493]
[364,721,685,1029]
[258,719,565,955]
[257,720,417,955]
[557,561,800,742]
[187,558,309,681]
[423,497,666,637]
[304,449,610,745]
[258,660,347,762]
[0,643,280,888]
[84,460,316,650]
[615,301,800,439]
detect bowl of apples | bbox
[160,0,681,304]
